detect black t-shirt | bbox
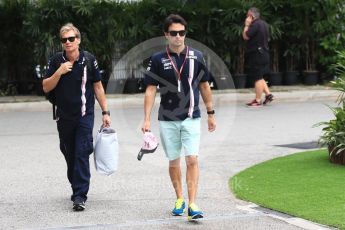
[144,46,209,121]
[245,19,269,53]
[45,50,101,120]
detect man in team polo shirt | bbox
[142,14,216,220]
[43,23,111,211]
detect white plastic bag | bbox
[94,126,119,176]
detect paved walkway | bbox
[0,86,338,230]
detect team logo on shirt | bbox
[163,62,172,70]
[161,58,170,63]
[161,57,172,70]
[187,55,197,59]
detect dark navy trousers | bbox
[57,114,94,202]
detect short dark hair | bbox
[163,14,187,32]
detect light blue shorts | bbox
[159,118,201,161]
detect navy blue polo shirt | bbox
[144,46,209,121]
[45,50,101,120]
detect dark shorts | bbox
[244,49,270,82]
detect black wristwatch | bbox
[102,110,110,116]
[207,110,215,115]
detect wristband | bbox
[102,111,110,116]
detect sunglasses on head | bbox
[60,36,76,43]
[168,30,186,37]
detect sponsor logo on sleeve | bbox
[94,60,99,69]
[147,60,152,71]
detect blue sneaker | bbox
[172,198,185,216]
[188,203,203,220]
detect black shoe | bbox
[263,94,274,105]
[73,199,85,211]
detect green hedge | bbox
[0,0,344,94]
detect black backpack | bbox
[46,51,93,120]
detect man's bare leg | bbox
[185,156,199,205]
[169,158,183,199]
[262,79,270,95]
[255,79,265,102]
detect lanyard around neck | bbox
[166,46,189,81]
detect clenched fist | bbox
[58,61,73,75]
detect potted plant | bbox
[279,3,301,86]
[283,44,300,85]
[300,5,320,85]
[260,6,283,86]
[222,16,247,88]
[317,51,345,165]
[318,104,345,165]
[231,43,247,89]
[269,42,283,86]
[303,39,319,85]
[220,6,248,89]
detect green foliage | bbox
[283,44,300,71]
[0,0,35,84]
[218,0,252,73]
[317,51,345,155]
[317,105,345,155]
[318,2,345,74]
[1,0,345,94]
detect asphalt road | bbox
[0,92,336,230]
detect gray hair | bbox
[249,7,260,19]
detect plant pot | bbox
[213,74,233,90]
[283,71,298,85]
[233,73,247,89]
[303,70,319,85]
[268,72,283,86]
[320,72,334,84]
[328,145,345,165]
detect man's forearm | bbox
[144,85,157,121]
[94,82,108,111]
[200,82,213,111]
[42,70,62,93]
[97,94,108,112]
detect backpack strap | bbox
[50,52,63,120]
[83,51,94,72]
[52,52,63,69]
[52,103,56,120]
